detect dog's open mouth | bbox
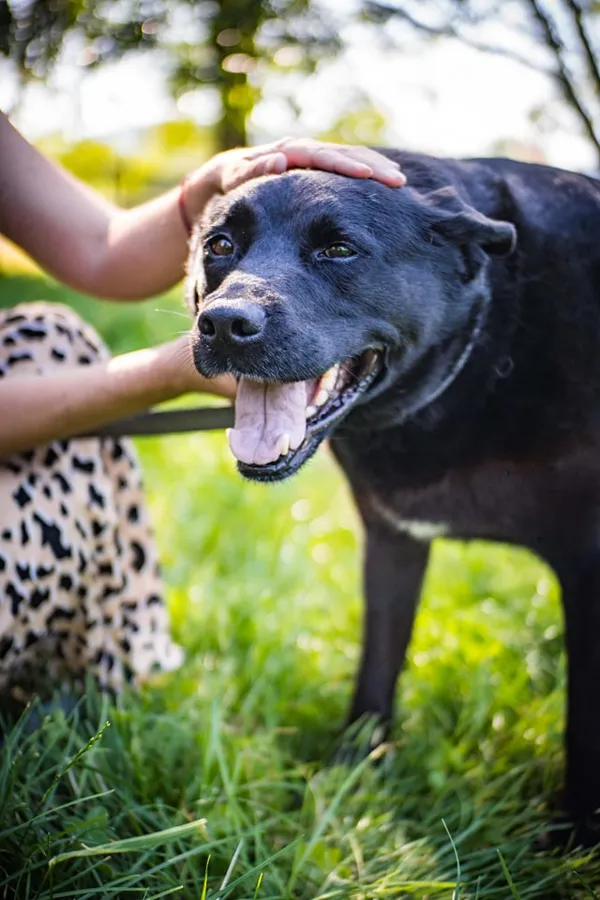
[229,349,382,481]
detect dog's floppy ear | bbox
[424,187,517,257]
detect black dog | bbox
[186,151,600,844]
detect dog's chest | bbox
[367,497,450,542]
[333,431,600,548]
[354,457,560,547]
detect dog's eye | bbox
[321,243,356,260]
[206,235,234,257]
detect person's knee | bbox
[0,302,109,378]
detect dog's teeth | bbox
[321,366,339,393]
[306,404,317,419]
[279,433,290,457]
[315,388,330,408]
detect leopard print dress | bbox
[0,301,183,702]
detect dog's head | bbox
[186,170,516,482]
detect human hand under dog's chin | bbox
[158,334,237,402]
[185,138,406,213]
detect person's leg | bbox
[0,302,182,704]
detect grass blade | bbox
[497,849,523,899]
[442,819,462,900]
[49,819,209,867]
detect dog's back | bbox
[389,152,600,247]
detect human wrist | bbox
[151,336,196,399]
[162,334,237,400]
[106,338,191,406]
[150,335,233,399]
[181,162,222,226]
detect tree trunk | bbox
[210,0,263,151]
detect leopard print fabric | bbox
[0,302,183,700]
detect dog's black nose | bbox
[198,302,266,346]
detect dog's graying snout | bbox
[198,301,266,347]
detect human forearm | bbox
[96,178,213,300]
[0,335,234,459]
[0,112,192,300]
[0,113,116,293]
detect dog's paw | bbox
[331,715,393,768]
[534,812,600,852]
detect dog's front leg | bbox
[549,548,600,846]
[347,510,430,733]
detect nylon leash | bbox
[79,405,234,438]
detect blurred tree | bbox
[0,0,340,149]
[362,0,600,165]
[33,132,163,204]
[318,92,389,145]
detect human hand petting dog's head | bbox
[213,137,406,192]
[178,138,405,401]
[182,138,405,223]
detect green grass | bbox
[1,274,600,898]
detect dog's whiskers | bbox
[154,308,190,320]
[339,362,359,384]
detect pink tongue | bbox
[228,377,308,465]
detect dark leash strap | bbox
[80,405,234,438]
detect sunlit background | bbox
[1,0,598,236]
